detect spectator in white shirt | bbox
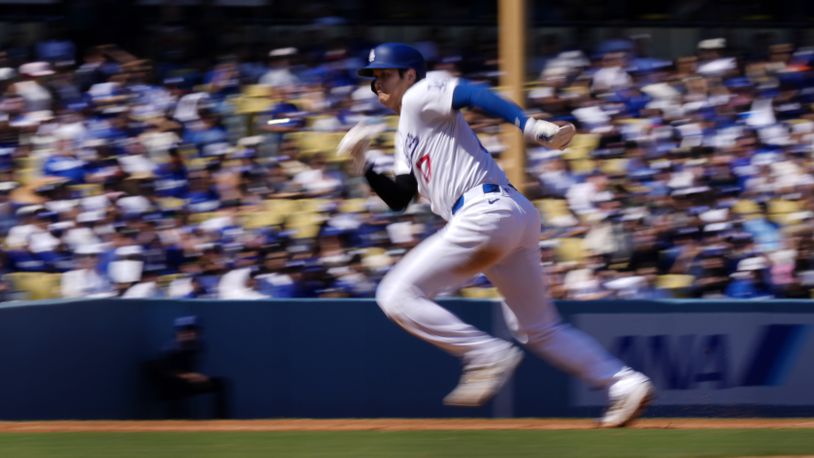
[258,47,301,90]
[566,170,614,219]
[61,244,115,298]
[591,52,632,93]
[6,205,59,254]
[293,153,343,197]
[13,61,54,112]
[218,248,269,300]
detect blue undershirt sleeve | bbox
[451,80,529,130]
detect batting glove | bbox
[337,120,386,176]
[523,118,576,150]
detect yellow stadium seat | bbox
[241,210,285,229]
[535,199,570,220]
[69,183,103,198]
[6,272,62,300]
[263,199,298,214]
[158,197,187,211]
[186,157,211,170]
[188,212,222,224]
[298,198,332,214]
[768,199,801,225]
[563,133,599,161]
[340,198,368,214]
[287,131,346,157]
[233,96,274,115]
[556,237,587,262]
[264,199,300,215]
[460,287,501,299]
[16,167,39,186]
[601,158,628,175]
[656,274,695,297]
[242,84,273,98]
[16,154,38,170]
[733,199,760,216]
[285,211,326,239]
[569,159,596,174]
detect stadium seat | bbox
[188,212,223,224]
[361,247,393,272]
[264,199,300,215]
[6,272,62,300]
[535,199,569,219]
[16,154,39,170]
[285,211,326,239]
[601,158,628,175]
[569,159,596,174]
[233,97,274,115]
[768,199,801,225]
[16,167,39,186]
[287,131,346,157]
[158,197,187,211]
[69,183,103,198]
[298,198,332,214]
[555,237,587,262]
[563,133,599,161]
[460,287,501,299]
[656,274,695,298]
[241,210,285,229]
[242,84,273,98]
[733,199,760,216]
[339,198,368,214]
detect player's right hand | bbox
[337,120,385,176]
[524,118,576,150]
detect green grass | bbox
[0,430,813,458]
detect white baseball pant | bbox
[376,185,623,388]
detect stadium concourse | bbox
[2,38,814,302]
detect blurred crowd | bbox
[2,33,814,302]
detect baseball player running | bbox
[339,42,653,427]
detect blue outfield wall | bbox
[0,298,813,420]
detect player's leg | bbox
[376,230,514,365]
[484,194,654,426]
[376,207,526,407]
[486,247,653,426]
[485,245,622,386]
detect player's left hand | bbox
[524,118,576,150]
[337,120,385,175]
[545,123,576,150]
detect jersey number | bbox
[416,153,431,182]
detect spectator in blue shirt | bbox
[43,140,87,184]
[725,257,774,299]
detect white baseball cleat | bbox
[443,347,524,407]
[599,368,654,428]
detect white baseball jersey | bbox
[394,71,510,221]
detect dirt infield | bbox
[0,418,812,433]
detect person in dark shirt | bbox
[151,316,229,418]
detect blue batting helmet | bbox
[358,43,426,79]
